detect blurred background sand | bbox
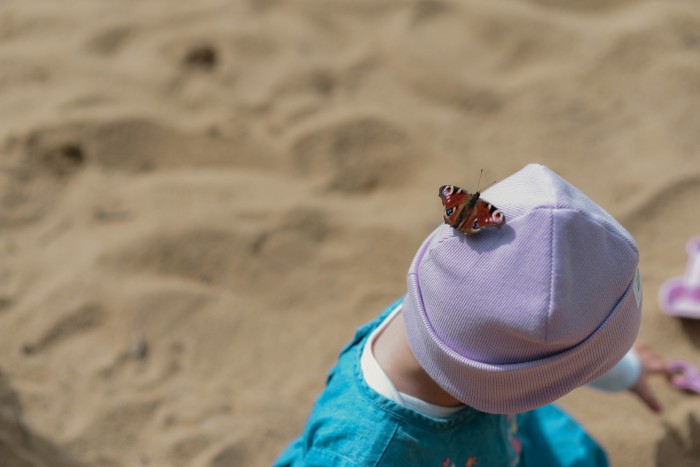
[1,0,700,466]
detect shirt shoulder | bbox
[281,299,519,467]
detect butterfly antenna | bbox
[476,169,484,192]
[485,178,498,190]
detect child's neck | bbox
[372,310,463,408]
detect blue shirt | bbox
[275,299,608,467]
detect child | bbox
[275,164,664,467]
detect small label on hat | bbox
[632,268,642,309]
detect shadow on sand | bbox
[656,415,700,467]
[0,370,85,467]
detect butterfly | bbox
[438,184,506,235]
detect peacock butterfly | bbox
[438,184,506,236]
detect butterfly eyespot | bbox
[445,207,454,216]
[472,220,479,229]
[444,186,453,195]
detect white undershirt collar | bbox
[360,305,465,419]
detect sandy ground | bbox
[1,0,700,466]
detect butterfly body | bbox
[439,185,506,235]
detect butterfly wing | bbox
[439,185,475,231]
[438,184,506,235]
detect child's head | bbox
[402,164,642,414]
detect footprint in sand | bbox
[251,207,331,274]
[204,441,251,467]
[104,209,330,296]
[0,123,87,226]
[75,398,160,458]
[22,124,87,177]
[21,303,106,356]
[37,143,86,176]
[410,0,452,26]
[524,0,637,12]
[89,117,274,172]
[85,25,133,56]
[182,44,219,72]
[14,117,275,176]
[0,371,84,467]
[0,297,12,313]
[102,229,248,287]
[656,411,700,466]
[166,434,212,467]
[290,115,417,194]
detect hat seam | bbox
[546,208,555,344]
[507,205,638,256]
[556,205,638,255]
[544,166,556,344]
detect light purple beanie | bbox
[402,164,642,414]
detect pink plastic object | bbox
[659,237,700,319]
[666,360,700,394]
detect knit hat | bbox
[402,164,642,414]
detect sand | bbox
[1,0,700,466]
